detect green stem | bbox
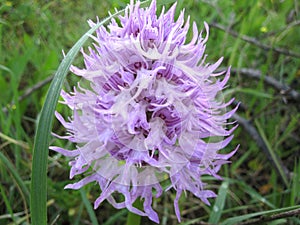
[126,199,143,225]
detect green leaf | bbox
[208,181,229,224]
[224,87,273,99]
[226,178,275,209]
[254,119,289,187]
[0,179,17,224]
[275,115,299,149]
[30,8,126,225]
[0,64,13,75]
[103,209,127,225]
[80,189,99,225]
[126,199,143,225]
[220,205,300,225]
[0,151,30,205]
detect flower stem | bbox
[126,199,143,225]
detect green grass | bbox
[1,0,300,224]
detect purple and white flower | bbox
[51,0,238,223]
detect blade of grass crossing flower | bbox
[30,8,128,225]
[208,180,229,224]
[254,119,289,187]
[80,189,99,225]
[31,1,178,225]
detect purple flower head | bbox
[51,0,238,223]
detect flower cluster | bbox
[51,0,238,223]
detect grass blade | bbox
[220,205,300,225]
[30,10,125,225]
[208,181,229,224]
[73,203,84,225]
[254,119,289,187]
[103,209,127,225]
[80,189,99,225]
[0,151,30,205]
[0,182,17,224]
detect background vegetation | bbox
[0,0,299,224]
